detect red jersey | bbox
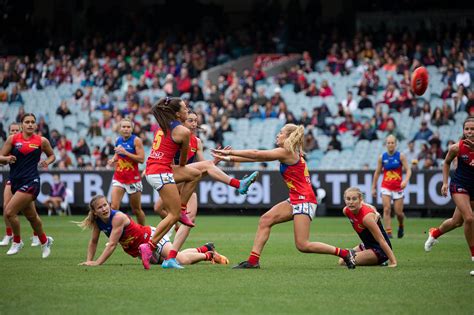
[120,220,152,257]
[96,210,151,258]
[279,156,316,204]
[381,151,403,191]
[343,204,392,250]
[113,135,140,184]
[146,121,181,174]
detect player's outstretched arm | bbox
[79,225,100,266]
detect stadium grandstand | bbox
[0,0,473,212]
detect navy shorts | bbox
[360,243,388,265]
[449,182,474,201]
[10,177,41,200]
[369,247,389,265]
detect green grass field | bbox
[0,215,472,315]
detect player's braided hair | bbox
[283,124,305,155]
[152,97,183,135]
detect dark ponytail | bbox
[152,97,183,135]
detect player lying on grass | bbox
[340,187,397,267]
[77,195,229,267]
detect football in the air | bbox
[411,66,429,96]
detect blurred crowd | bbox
[0,21,473,171]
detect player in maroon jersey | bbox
[0,122,41,247]
[0,114,55,258]
[78,195,228,266]
[212,124,356,269]
[426,117,474,269]
[341,187,397,267]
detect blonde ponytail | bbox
[283,124,305,155]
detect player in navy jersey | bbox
[108,118,146,225]
[0,114,55,258]
[0,122,40,247]
[78,195,229,266]
[341,187,397,267]
[426,117,474,270]
[212,124,356,269]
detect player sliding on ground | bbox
[340,187,397,267]
[212,123,356,269]
[77,195,229,267]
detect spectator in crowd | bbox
[304,132,319,152]
[55,149,73,169]
[319,80,333,97]
[43,174,67,216]
[299,110,311,127]
[8,85,23,104]
[403,140,419,165]
[385,120,404,141]
[341,91,358,114]
[100,137,115,161]
[453,84,469,112]
[87,119,102,137]
[327,134,342,152]
[56,135,72,152]
[412,121,433,141]
[421,102,431,122]
[465,91,474,116]
[358,90,373,109]
[421,156,436,170]
[358,121,378,141]
[15,106,26,123]
[37,116,50,140]
[408,98,422,118]
[305,81,319,97]
[431,108,449,127]
[441,81,455,99]
[338,114,362,135]
[72,138,91,158]
[96,95,114,112]
[56,100,72,118]
[254,87,268,106]
[455,64,471,88]
[441,101,455,121]
[417,143,431,161]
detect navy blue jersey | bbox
[9,133,42,181]
[452,140,474,188]
[96,210,121,237]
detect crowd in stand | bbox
[0,24,473,171]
